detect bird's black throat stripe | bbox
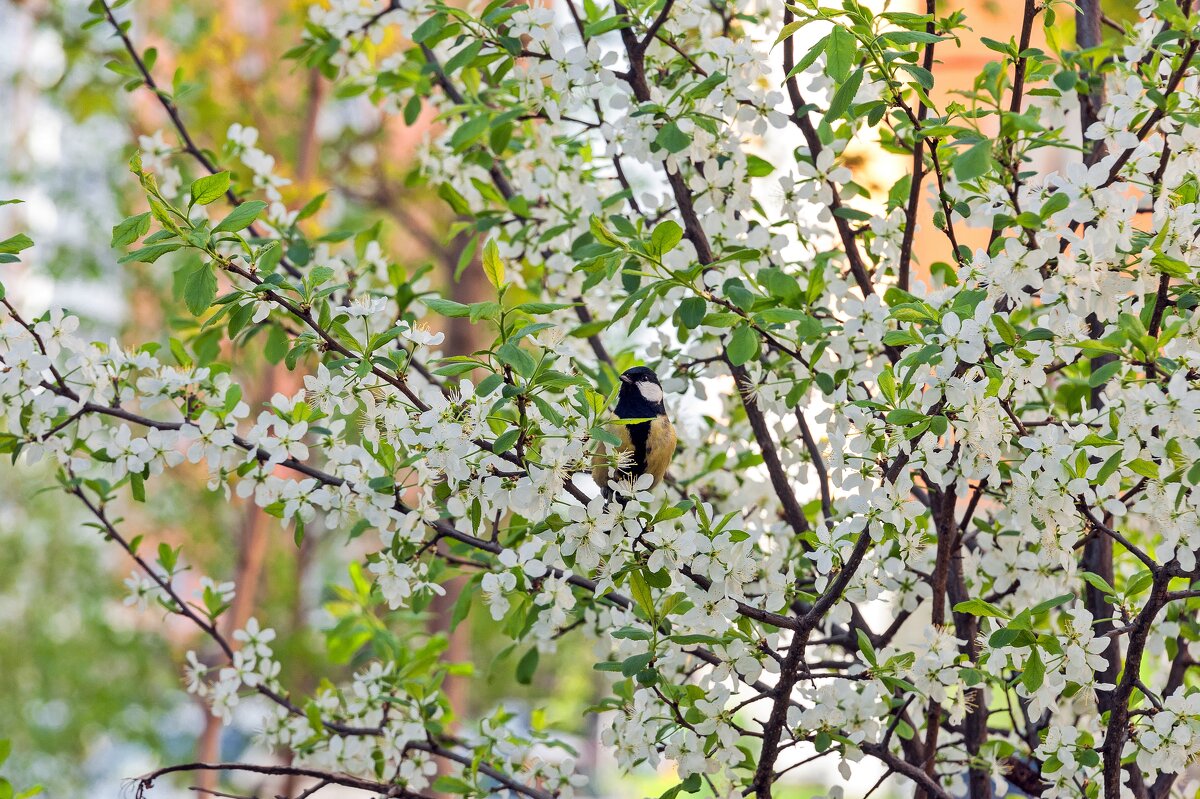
[614,389,664,481]
[628,418,651,477]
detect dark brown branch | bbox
[780,14,875,298]
[794,409,832,520]
[1077,502,1158,572]
[726,358,810,536]
[133,762,424,799]
[358,0,401,33]
[896,0,937,290]
[573,300,615,368]
[860,742,954,799]
[639,0,676,52]
[1101,572,1171,799]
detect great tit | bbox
[592,366,677,500]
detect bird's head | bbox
[618,366,664,406]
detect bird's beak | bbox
[620,374,633,384]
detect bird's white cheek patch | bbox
[638,382,664,403]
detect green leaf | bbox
[953,598,1010,619]
[589,215,624,248]
[621,652,653,677]
[930,415,948,436]
[213,200,267,234]
[1082,571,1116,597]
[857,629,877,666]
[1096,451,1123,483]
[1126,569,1155,598]
[432,776,474,795]
[449,112,490,152]
[493,428,520,453]
[190,171,230,206]
[655,121,691,154]
[410,13,445,43]
[745,154,775,177]
[296,192,327,221]
[1030,593,1073,615]
[629,569,656,621]
[882,30,946,45]
[444,40,483,75]
[0,234,33,255]
[184,264,219,315]
[687,71,726,100]
[482,239,505,288]
[649,220,683,256]
[119,242,181,264]
[727,324,758,366]
[257,240,283,273]
[774,20,805,46]
[787,34,828,78]
[1128,458,1160,478]
[516,647,539,685]
[264,324,289,363]
[991,313,1017,345]
[613,626,654,640]
[824,67,863,122]
[157,542,178,573]
[1040,192,1070,218]
[886,408,925,425]
[496,341,537,378]
[1022,647,1045,692]
[1088,360,1121,387]
[679,297,706,329]
[583,14,629,37]
[476,373,504,396]
[826,26,857,82]
[111,212,152,247]
[423,297,471,317]
[953,140,992,183]
[899,63,934,90]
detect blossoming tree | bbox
[5,0,1200,797]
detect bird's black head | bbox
[616,366,665,416]
[620,366,659,386]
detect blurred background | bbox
[0,1,1131,797]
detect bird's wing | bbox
[591,443,609,489]
[644,416,677,487]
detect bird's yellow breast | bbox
[641,415,677,484]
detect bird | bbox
[592,366,677,501]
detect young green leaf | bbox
[111,213,152,247]
[213,200,267,234]
[482,239,505,288]
[953,140,992,183]
[826,26,857,83]
[0,234,33,255]
[727,324,759,366]
[190,171,231,206]
[184,264,219,315]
